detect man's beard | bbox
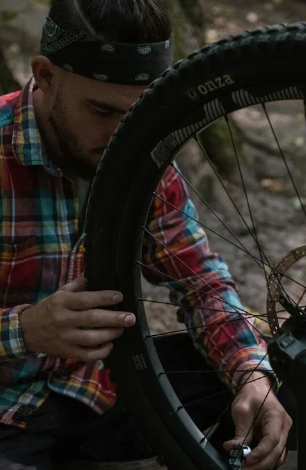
[46,100,100,179]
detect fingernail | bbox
[113,293,123,303]
[125,315,135,327]
[250,456,260,464]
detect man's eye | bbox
[93,108,112,116]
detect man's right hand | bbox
[20,275,136,361]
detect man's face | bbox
[46,71,146,178]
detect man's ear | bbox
[31,56,57,95]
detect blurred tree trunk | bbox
[170,0,205,60]
[0,42,20,95]
[172,0,242,193]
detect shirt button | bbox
[13,405,37,422]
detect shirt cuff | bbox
[234,362,280,394]
[0,305,42,360]
[224,347,279,393]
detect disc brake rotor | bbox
[267,245,306,337]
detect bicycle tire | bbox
[84,22,306,470]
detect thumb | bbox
[223,424,254,453]
[60,274,87,293]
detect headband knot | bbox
[41,17,173,85]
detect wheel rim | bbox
[85,25,306,469]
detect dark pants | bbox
[0,334,297,470]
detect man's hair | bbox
[49,0,172,43]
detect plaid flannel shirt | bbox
[0,79,272,429]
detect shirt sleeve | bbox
[0,304,39,360]
[142,164,275,391]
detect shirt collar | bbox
[12,78,58,173]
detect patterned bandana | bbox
[40,16,173,85]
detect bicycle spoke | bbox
[173,357,275,469]
[297,286,306,307]
[140,230,273,336]
[263,103,306,218]
[139,301,288,337]
[228,358,273,468]
[143,224,265,314]
[183,116,306,312]
[225,114,277,324]
[236,383,274,466]
[139,260,271,342]
[179,363,270,409]
[139,297,297,318]
[85,24,306,470]
[161,369,274,375]
[142,225,304,329]
[162,167,306,310]
[194,129,272,272]
[146,320,277,338]
[168,162,264,269]
[153,192,306,291]
[176,377,257,410]
[272,442,288,470]
[154,192,267,268]
[226,115,271,268]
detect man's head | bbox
[32,0,172,178]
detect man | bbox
[0,0,293,469]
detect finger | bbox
[66,309,136,329]
[223,405,254,452]
[244,444,287,470]
[60,275,87,293]
[223,435,253,453]
[67,327,125,347]
[51,306,136,329]
[70,343,115,362]
[64,290,124,310]
[278,447,287,466]
[244,425,288,469]
[244,404,292,469]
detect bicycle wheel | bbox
[84,23,306,470]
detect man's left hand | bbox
[223,371,293,470]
